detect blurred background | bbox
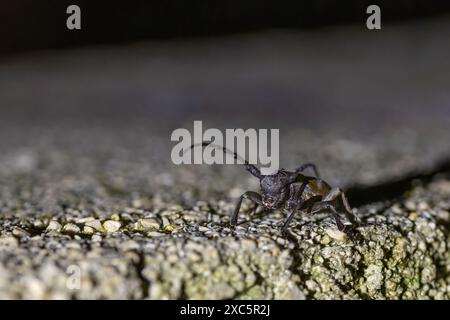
[1,1,450,207]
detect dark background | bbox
[2,0,450,55]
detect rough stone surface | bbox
[0,177,449,299]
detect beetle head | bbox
[259,171,291,209]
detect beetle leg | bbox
[280,182,308,234]
[295,163,320,178]
[322,188,360,226]
[281,194,322,234]
[309,202,347,231]
[284,184,300,210]
[281,202,302,235]
[230,191,263,226]
[339,190,361,226]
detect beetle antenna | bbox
[186,142,262,179]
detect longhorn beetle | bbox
[189,142,360,235]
